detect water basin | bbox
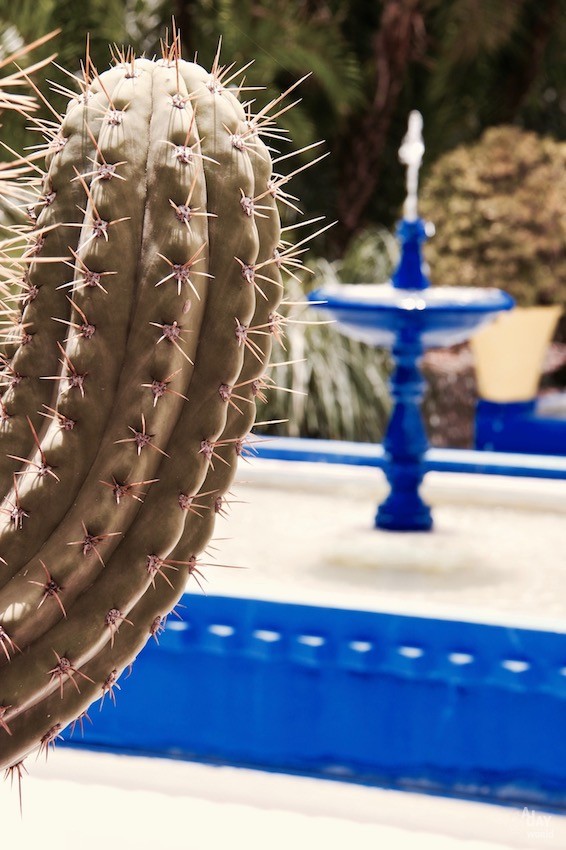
[309,283,515,349]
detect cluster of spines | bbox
[0,31,324,779]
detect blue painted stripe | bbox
[251,436,566,480]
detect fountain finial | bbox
[398,110,424,222]
[392,110,430,291]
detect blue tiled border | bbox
[252,436,566,480]
[65,592,566,810]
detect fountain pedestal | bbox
[309,243,514,530]
[377,330,431,530]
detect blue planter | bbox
[476,399,566,456]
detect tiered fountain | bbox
[309,112,514,531]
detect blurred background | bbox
[0,0,564,447]
[1,7,565,836]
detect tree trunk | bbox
[336,0,427,248]
[500,0,561,121]
[177,0,199,58]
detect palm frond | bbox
[258,227,396,442]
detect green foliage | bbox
[0,1,141,168]
[1,0,564,252]
[185,0,365,231]
[420,126,566,314]
[337,225,398,283]
[259,227,394,442]
[423,0,565,152]
[260,274,391,443]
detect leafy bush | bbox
[418,126,566,447]
[420,126,566,333]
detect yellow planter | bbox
[471,305,563,402]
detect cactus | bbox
[0,34,317,775]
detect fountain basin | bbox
[308,283,515,349]
[308,279,515,530]
[59,449,566,810]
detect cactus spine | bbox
[0,35,312,773]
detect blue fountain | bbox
[309,112,514,531]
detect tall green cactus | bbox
[0,36,312,774]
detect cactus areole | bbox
[0,39,308,772]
